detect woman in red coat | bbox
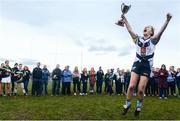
[89,67,96,93]
[158,64,168,99]
[154,68,160,96]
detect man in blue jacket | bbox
[62,65,72,95]
[42,65,50,95]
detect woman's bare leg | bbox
[122,72,139,115]
[0,83,2,95]
[127,72,140,100]
[20,83,25,95]
[5,83,11,96]
[14,82,18,95]
[134,75,148,116]
[137,76,148,100]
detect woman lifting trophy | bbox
[116,3,172,116]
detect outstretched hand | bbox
[152,12,172,41]
[166,13,172,22]
[121,14,127,22]
[121,15,127,23]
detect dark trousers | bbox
[167,81,176,95]
[52,80,60,95]
[125,82,130,94]
[42,79,48,95]
[62,82,71,95]
[177,81,180,95]
[90,83,95,92]
[11,80,15,93]
[82,81,87,93]
[115,80,121,95]
[178,85,180,96]
[40,80,43,95]
[107,81,113,95]
[150,77,156,95]
[120,82,122,94]
[145,80,151,96]
[104,80,108,92]
[154,81,159,95]
[159,87,167,97]
[122,82,125,93]
[96,80,103,94]
[73,78,81,93]
[24,80,29,94]
[32,79,41,96]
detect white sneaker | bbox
[123,104,131,109]
[123,105,128,109]
[74,93,77,96]
[159,97,162,99]
[80,93,83,95]
[136,107,141,111]
[164,97,168,99]
[85,93,88,95]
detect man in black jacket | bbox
[11,63,19,95]
[96,66,104,94]
[51,64,62,96]
[32,62,42,96]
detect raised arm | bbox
[152,13,172,42]
[122,15,138,42]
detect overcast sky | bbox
[0,0,180,71]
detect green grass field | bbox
[0,94,180,120]
[0,82,180,120]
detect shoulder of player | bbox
[150,37,159,45]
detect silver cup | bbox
[116,3,131,27]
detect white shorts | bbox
[1,76,11,83]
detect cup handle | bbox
[121,3,124,12]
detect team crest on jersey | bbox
[140,47,146,54]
